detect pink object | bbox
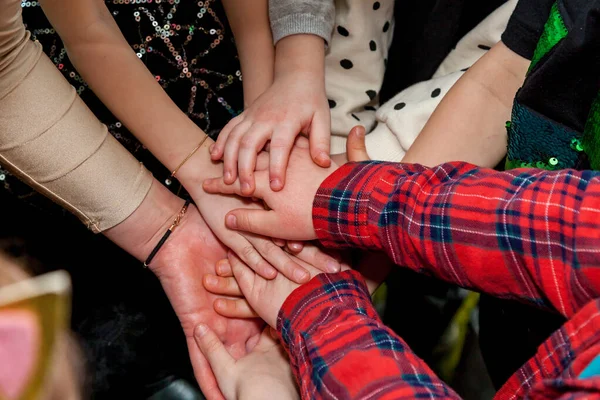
[0,310,40,400]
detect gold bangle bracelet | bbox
[171,135,209,177]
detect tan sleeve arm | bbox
[0,1,152,233]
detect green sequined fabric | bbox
[505,101,585,171]
[529,2,568,72]
[582,95,600,170]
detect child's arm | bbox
[210,0,335,196]
[221,0,275,107]
[401,42,529,168]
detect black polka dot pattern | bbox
[383,21,390,32]
[328,99,337,109]
[394,102,406,110]
[478,44,491,50]
[337,26,349,37]
[340,59,354,69]
[370,40,377,51]
[431,88,441,98]
[373,1,380,10]
[366,90,377,100]
[351,113,361,121]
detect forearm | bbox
[275,34,325,81]
[314,161,600,318]
[278,271,458,399]
[39,0,211,173]
[402,42,529,167]
[222,0,274,107]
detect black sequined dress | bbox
[0,1,243,398]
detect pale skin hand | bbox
[195,326,299,400]
[203,137,337,241]
[211,34,331,195]
[39,0,340,284]
[202,128,382,319]
[103,182,262,400]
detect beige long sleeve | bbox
[0,0,152,233]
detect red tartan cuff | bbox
[312,161,394,249]
[276,270,375,352]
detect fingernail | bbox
[225,171,232,182]
[319,152,329,162]
[226,214,237,229]
[205,276,218,286]
[290,243,302,252]
[242,182,251,193]
[195,324,208,337]
[270,179,282,190]
[327,260,341,273]
[216,263,225,275]
[294,269,309,282]
[209,144,216,154]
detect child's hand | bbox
[218,250,348,328]
[195,325,299,400]
[210,34,331,195]
[204,137,337,241]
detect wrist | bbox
[274,35,325,80]
[175,137,222,189]
[103,179,184,261]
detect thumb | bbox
[194,324,235,379]
[346,125,370,162]
[309,109,332,167]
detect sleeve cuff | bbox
[276,270,374,351]
[312,161,426,249]
[271,14,333,45]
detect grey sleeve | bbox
[269,0,335,45]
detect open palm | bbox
[149,204,263,400]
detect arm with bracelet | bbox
[35,0,340,283]
[0,2,265,398]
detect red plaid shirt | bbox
[276,161,600,399]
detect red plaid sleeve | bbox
[313,161,600,319]
[277,269,460,400]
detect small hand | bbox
[204,246,346,319]
[210,35,331,195]
[218,251,349,328]
[149,204,263,400]
[195,326,299,400]
[203,137,337,241]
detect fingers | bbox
[228,251,259,297]
[187,341,226,400]
[268,125,297,191]
[222,120,252,184]
[225,210,287,238]
[346,125,370,162]
[203,273,243,296]
[228,235,278,279]
[238,125,272,196]
[309,108,331,167]
[216,259,233,277]
[214,298,259,319]
[286,241,304,253]
[272,238,286,247]
[194,324,235,381]
[246,234,310,283]
[203,170,270,199]
[293,243,341,274]
[212,115,243,161]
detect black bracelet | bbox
[143,199,191,268]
